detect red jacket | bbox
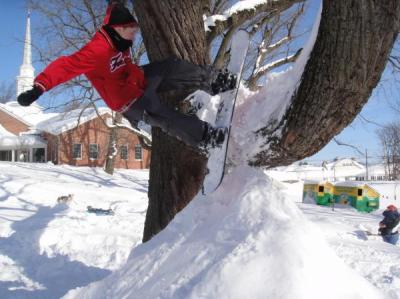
[34,27,146,112]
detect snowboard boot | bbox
[201,123,228,150]
[211,69,237,95]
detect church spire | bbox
[16,10,35,97]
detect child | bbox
[379,204,400,245]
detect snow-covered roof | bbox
[36,107,111,135]
[0,101,151,141]
[303,180,331,185]
[327,158,364,169]
[0,124,15,137]
[0,101,57,126]
[0,134,46,149]
[334,181,366,188]
[353,164,386,176]
[0,123,46,150]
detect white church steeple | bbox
[16,10,35,97]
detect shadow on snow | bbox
[0,203,111,299]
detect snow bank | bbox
[64,166,383,299]
[230,4,322,164]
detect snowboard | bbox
[202,30,250,194]
[87,205,115,216]
[364,230,380,236]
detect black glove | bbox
[17,85,43,107]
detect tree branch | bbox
[206,0,304,46]
[333,137,364,156]
[249,0,400,168]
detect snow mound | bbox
[63,166,383,299]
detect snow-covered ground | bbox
[0,162,399,299]
[0,162,148,299]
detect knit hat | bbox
[104,3,138,27]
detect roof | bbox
[0,123,46,150]
[36,107,111,135]
[0,101,56,126]
[326,158,364,169]
[0,124,15,136]
[353,164,386,176]
[0,102,151,141]
[0,134,47,149]
[334,181,366,188]
[304,180,332,185]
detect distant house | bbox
[354,164,388,181]
[0,102,53,162]
[0,102,151,169]
[326,158,365,181]
[271,157,387,182]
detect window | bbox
[0,150,12,161]
[135,144,142,160]
[33,148,45,163]
[89,144,99,160]
[72,144,82,159]
[357,189,363,196]
[318,186,324,193]
[120,145,128,160]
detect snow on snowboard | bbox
[202,30,250,194]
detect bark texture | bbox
[251,0,400,167]
[104,113,123,175]
[134,0,209,242]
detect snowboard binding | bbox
[180,95,204,116]
[211,69,237,95]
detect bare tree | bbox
[377,122,400,180]
[0,81,15,103]
[29,0,148,174]
[104,112,122,175]
[134,0,400,242]
[206,0,305,83]
[246,3,305,90]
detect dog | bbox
[57,194,74,204]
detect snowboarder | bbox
[378,204,400,245]
[17,2,236,150]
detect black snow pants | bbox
[122,57,215,147]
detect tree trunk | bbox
[133,0,209,242]
[104,113,123,175]
[134,0,400,242]
[251,0,400,167]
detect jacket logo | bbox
[110,52,127,72]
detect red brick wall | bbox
[0,110,30,134]
[51,116,150,169]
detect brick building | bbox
[0,102,151,169]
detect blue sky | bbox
[0,1,28,86]
[0,0,397,165]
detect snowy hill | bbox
[1,162,399,299]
